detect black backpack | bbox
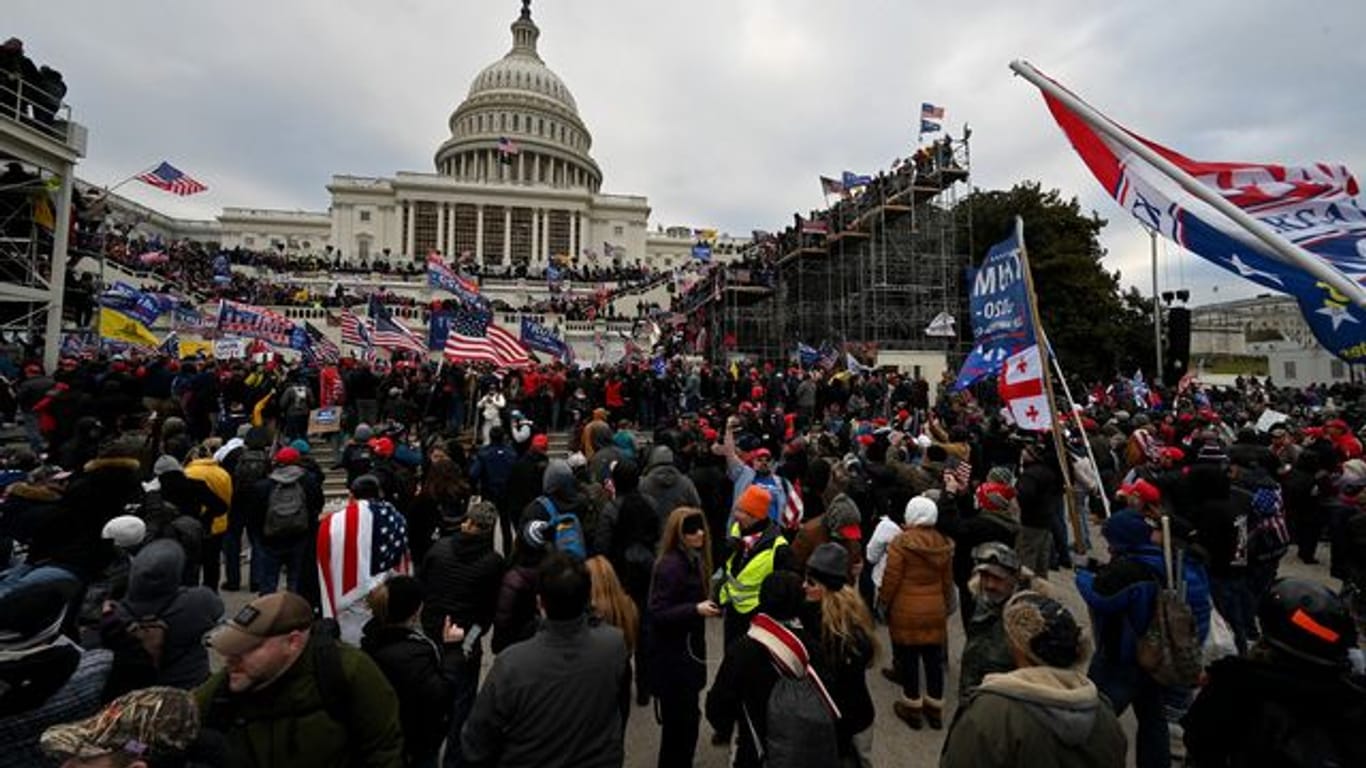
[264,478,309,539]
[233,448,270,494]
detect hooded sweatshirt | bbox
[941,665,1126,768]
[639,446,702,521]
[109,540,223,691]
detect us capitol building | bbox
[106,1,740,271]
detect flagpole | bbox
[1010,59,1366,310]
[1041,327,1111,518]
[1015,216,1086,555]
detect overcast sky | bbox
[11,0,1365,306]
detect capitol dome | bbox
[435,1,602,192]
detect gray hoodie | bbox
[639,446,701,520]
[117,540,224,689]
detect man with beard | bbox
[196,592,403,767]
[957,542,1052,694]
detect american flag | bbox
[368,297,428,355]
[443,305,531,368]
[317,498,411,619]
[135,162,208,196]
[340,312,373,348]
[921,102,945,121]
[303,322,341,364]
[497,136,520,156]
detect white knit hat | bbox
[101,515,147,549]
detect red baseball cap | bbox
[1119,479,1162,506]
[273,447,301,465]
[1161,447,1185,462]
[837,523,863,540]
[531,434,549,452]
[751,447,772,460]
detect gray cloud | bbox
[11,0,1365,305]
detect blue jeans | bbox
[256,539,307,595]
[1089,652,1169,768]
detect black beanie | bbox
[758,571,805,621]
[383,575,425,624]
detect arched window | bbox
[500,113,506,130]
[513,114,520,131]
[539,118,544,135]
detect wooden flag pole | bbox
[1014,215,1086,555]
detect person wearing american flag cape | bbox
[318,473,412,646]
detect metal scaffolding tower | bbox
[0,72,86,370]
[772,139,972,363]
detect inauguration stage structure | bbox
[0,62,85,370]
[701,138,973,370]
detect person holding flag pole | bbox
[1003,216,1087,561]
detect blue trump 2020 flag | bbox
[954,231,1036,390]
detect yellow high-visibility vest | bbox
[719,534,788,614]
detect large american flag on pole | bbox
[339,312,374,349]
[317,498,411,619]
[443,305,531,368]
[135,162,208,196]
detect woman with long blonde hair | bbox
[586,555,640,652]
[645,507,720,768]
[586,555,641,734]
[804,542,879,767]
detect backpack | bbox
[762,672,839,768]
[1136,515,1203,687]
[265,477,309,539]
[233,447,270,493]
[202,625,349,731]
[538,496,586,560]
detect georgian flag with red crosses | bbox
[999,344,1053,431]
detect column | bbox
[435,202,446,256]
[530,208,540,265]
[503,206,512,264]
[569,209,578,259]
[475,204,485,266]
[448,203,457,256]
[518,152,525,184]
[540,208,550,264]
[404,201,416,258]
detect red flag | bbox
[999,344,1053,431]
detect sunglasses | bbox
[681,516,706,535]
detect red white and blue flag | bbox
[920,102,944,134]
[367,296,428,355]
[1030,66,1366,362]
[317,498,411,619]
[427,252,486,308]
[339,312,374,349]
[443,305,531,368]
[999,344,1053,431]
[216,300,303,349]
[136,162,208,196]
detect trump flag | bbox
[1020,61,1366,362]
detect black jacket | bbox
[418,530,504,646]
[1016,460,1061,531]
[1182,654,1366,768]
[646,549,708,694]
[54,456,144,580]
[505,452,548,526]
[360,621,461,764]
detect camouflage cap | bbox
[41,686,199,760]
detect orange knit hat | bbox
[735,485,772,520]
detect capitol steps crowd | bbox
[0,354,1364,767]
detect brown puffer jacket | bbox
[877,526,954,646]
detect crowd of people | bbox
[0,37,67,134]
[0,349,1363,767]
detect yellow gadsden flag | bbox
[98,307,160,349]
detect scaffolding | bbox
[0,71,85,369]
[770,140,972,364]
